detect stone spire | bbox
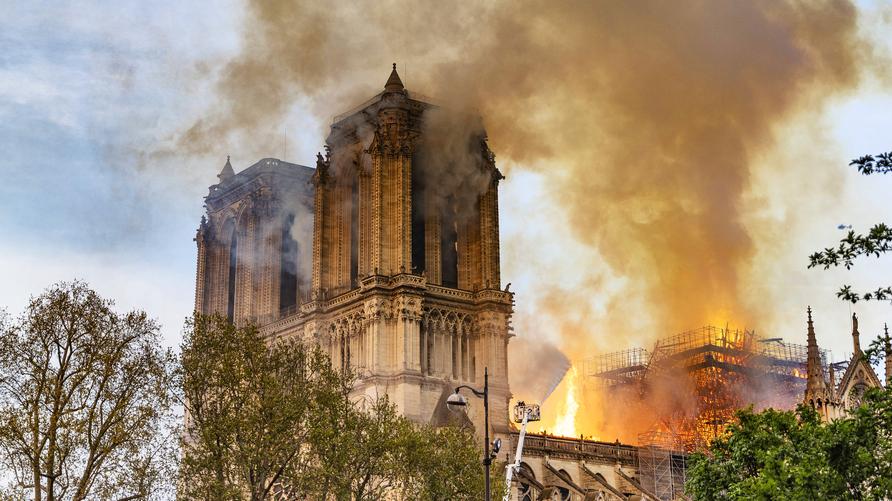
[852,312,862,356]
[805,306,827,397]
[384,63,405,93]
[218,155,235,182]
[884,323,891,386]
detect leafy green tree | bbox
[179,314,497,501]
[0,281,178,501]
[687,388,892,500]
[309,390,495,501]
[809,151,892,303]
[308,391,410,500]
[403,424,494,501]
[178,315,326,501]
[686,406,842,500]
[826,388,892,497]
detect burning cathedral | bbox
[193,65,701,500]
[194,64,512,437]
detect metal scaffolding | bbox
[585,326,833,451]
[637,431,687,501]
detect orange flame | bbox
[552,366,579,437]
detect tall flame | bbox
[552,366,579,437]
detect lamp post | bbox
[447,366,494,501]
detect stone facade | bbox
[194,65,512,440]
[195,156,314,324]
[803,308,890,422]
[504,434,658,501]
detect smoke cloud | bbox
[173,0,871,439]
[415,108,492,220]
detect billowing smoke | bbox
[415,108,492,220]
[172,0,871,439]
[509,337,571,405]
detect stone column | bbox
[394,294,422,371]
[480,176,502,288]
[311,153,329,294]
[194,217,208,314]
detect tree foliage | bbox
[808,151,891,303]
[178,315,324,500]
[851,153,892,175]
[0,281,178,501]
[179,314,491,500]
[687,388,892,500]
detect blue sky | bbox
[0,1,243,344]
[2,0,891,368]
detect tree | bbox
[686,388,892,500]
[0,281,177,501]
[808,151,892,303]
[307,386,495,501]
[178,314,496,501]
[178,315,325,501]
[403,424,497,501]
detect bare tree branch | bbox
[0,282,178,501]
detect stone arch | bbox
[279,212,299,313]
[220,218,237,321]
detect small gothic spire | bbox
[805,306,827,398]
[852,312,862,355]
[384,62,405,93]
[218,155,235,182]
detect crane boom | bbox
[503,408,531,501]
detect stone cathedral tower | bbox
[194,65,513,437]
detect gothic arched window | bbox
[280,214,298,313]
[557,486,570,501]
[557,470,572,501]
[441,197,459,288]
[350,179,359,286]
[410,153,426,276]
[849,383,867,409]
[227,225,237,322]
[519,483,533,501]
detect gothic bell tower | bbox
[258,64,514,436]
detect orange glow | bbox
[532,365,582,438]
[553,366,579,437]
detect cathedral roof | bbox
[384,63,404,93]
[837,349,883,397]
[832,313,882,399]
[206,157,314,208]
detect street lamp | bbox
[447,366,495,501]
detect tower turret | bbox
[218,155,235,182]
[384,63,405,93]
